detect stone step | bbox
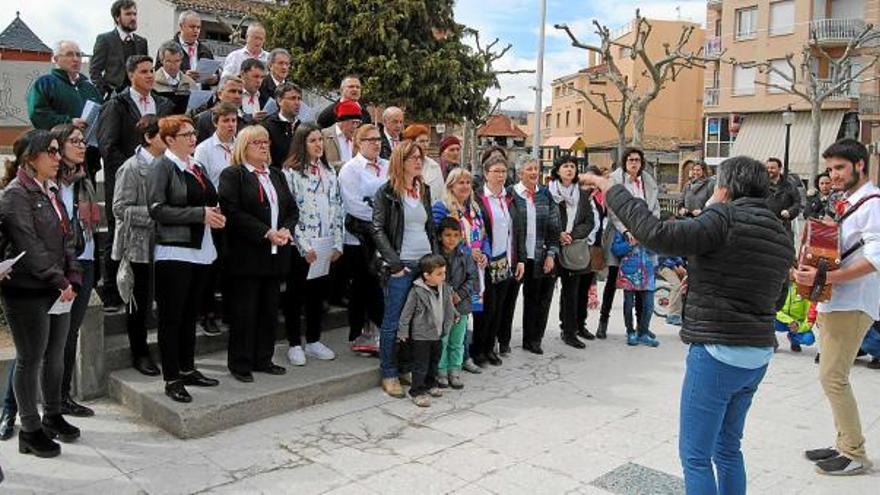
[108,327,380,438]
[103,306,350,372]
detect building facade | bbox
[703,0,879,181]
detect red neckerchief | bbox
[523,186,536,204]
[406,180,420,200]
[187,161,208,190]
[253,167,276,205]
[834,198,849,217]
[366,160,381,177]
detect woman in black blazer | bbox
[548,156,595,349]
[219,126,299,382]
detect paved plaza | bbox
[1,290,879,494]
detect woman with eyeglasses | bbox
[371,140,437,398]
[281,123,343,367]
[338,124,388,348]
[402,125,444,204]
[0,130,82,458]
[147,115,225,403]
[219,126,298,382]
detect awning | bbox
[542,135,587,153]
[729,110,845,176]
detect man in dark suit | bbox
[156,10,218,89]
[96,55,173,309]
[317,75,372,128]
[240,59,270,121]
[378,106,404,160]
[261,82,302,167]
[195,75,253,143]
[90,0,149,99]
[260,48,290,100]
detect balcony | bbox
[704,87,720,107]
[707,0,722,10]
[703,37,722,58]
[859,93,880,116]
[810,18,866,45]
[817,79,860,101]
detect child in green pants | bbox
[436,218,478,389]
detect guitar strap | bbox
[838,193,880,261]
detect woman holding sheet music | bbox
[0,130,82,458]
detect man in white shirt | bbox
[194,102,238,188]
[239,58,267,120]
[221,23,269,78]
[795,138,880,476]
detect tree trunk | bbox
[632,105,646,148]
[616,129,627,168]
[808,100,822,193]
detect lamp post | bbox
[782,105,795,178]
[532,0,547,160]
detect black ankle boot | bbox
[596,319,608,339]
[0,408,16,440]
[41,414,80,443]
[19,428,60,457]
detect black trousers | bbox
[600,265,644,327]
[521,260,556,346]
[127,261,153,359]
[471,275,514,358]
[344,244,384,341]
[409,339,441,397]
[101,173,120,303]
[559,269,594,337]
[199,230,231,321]
[62,260,95,398]
[284,255,327,346]
[228,275,281,374]
[155,260,210,382]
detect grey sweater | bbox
[398,278,457,341]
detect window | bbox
[769,1,795,36]
[735,7,758,40]
[768,59,793,93]
[705,117,736,160]
[714,18,722,37]
[577,109,582,125]
[566,111,570,126]
[545,113,551,128]
[733,64,756,95]
[556,113,560,128]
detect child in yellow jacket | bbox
[774,285,816,352]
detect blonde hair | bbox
[442,167,478,215]
[353,124,379,155]
[231,125,269,167]
[387,140,424,196]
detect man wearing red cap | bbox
[438,135,462,179]
[317,75,373,128]
[322,99,362,169]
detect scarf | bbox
[548,180,579,208]
[59,162,100,237]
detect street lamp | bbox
[782,105,795,177]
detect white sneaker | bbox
[305,341,336,361]
[287,345,306,366]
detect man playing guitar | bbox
[794,138,880,476]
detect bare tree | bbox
[555,9,707,160]
[739,24,880,189]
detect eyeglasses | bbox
[175,131,197,139]
[487,168,507,175]
[405,156,422,163]
[249,139,270,146]
[360,137,382,143]
[45,146,61,157]
[67,137,85,147]
[627,157,642,163]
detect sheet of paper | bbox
[195,59,223,83]
[263,97,278,115]
[186,89,213,111]
[0,251,25,275]
[306,237,335,280]
[81,100,101,147]
[49,294,73,315]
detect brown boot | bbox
[381,378,405,398]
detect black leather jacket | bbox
[147,154,216,248]
[370,181,436,277]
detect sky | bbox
[4,0,707,112]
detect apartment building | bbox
[541,19,705,189]
[703,0,879,178]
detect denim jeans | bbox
[679,345,768,495]
[623,290,654,335]
[379,262,418,378]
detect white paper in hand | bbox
[195,59,222,83]
[0,251,25,275]
[306,237,335,280]
[49,294,73,315]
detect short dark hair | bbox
[211,102,239,124]
[620,147,645,172]
[159,40,183,59]
[716,156,770,200]
[240,58,266,74]
[136,114,161,146]
[111,0,137,21]
[766,157,782,168]
[585,164,603,176]
[437,217,461,237]
[419,254,447,275]
[480,145,507,166]
[126,54,153,74]
[551,154,578,181]
[822,138,870,174]
[274,82,302,101]
[814,172,831,190]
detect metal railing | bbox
[810,18,867,44]
[703,37,722,57]
[817,78,860,100]
[704,87,720,107]
[201,39,240,58]
[860,93,880,114]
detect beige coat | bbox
[153,68,197,94]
